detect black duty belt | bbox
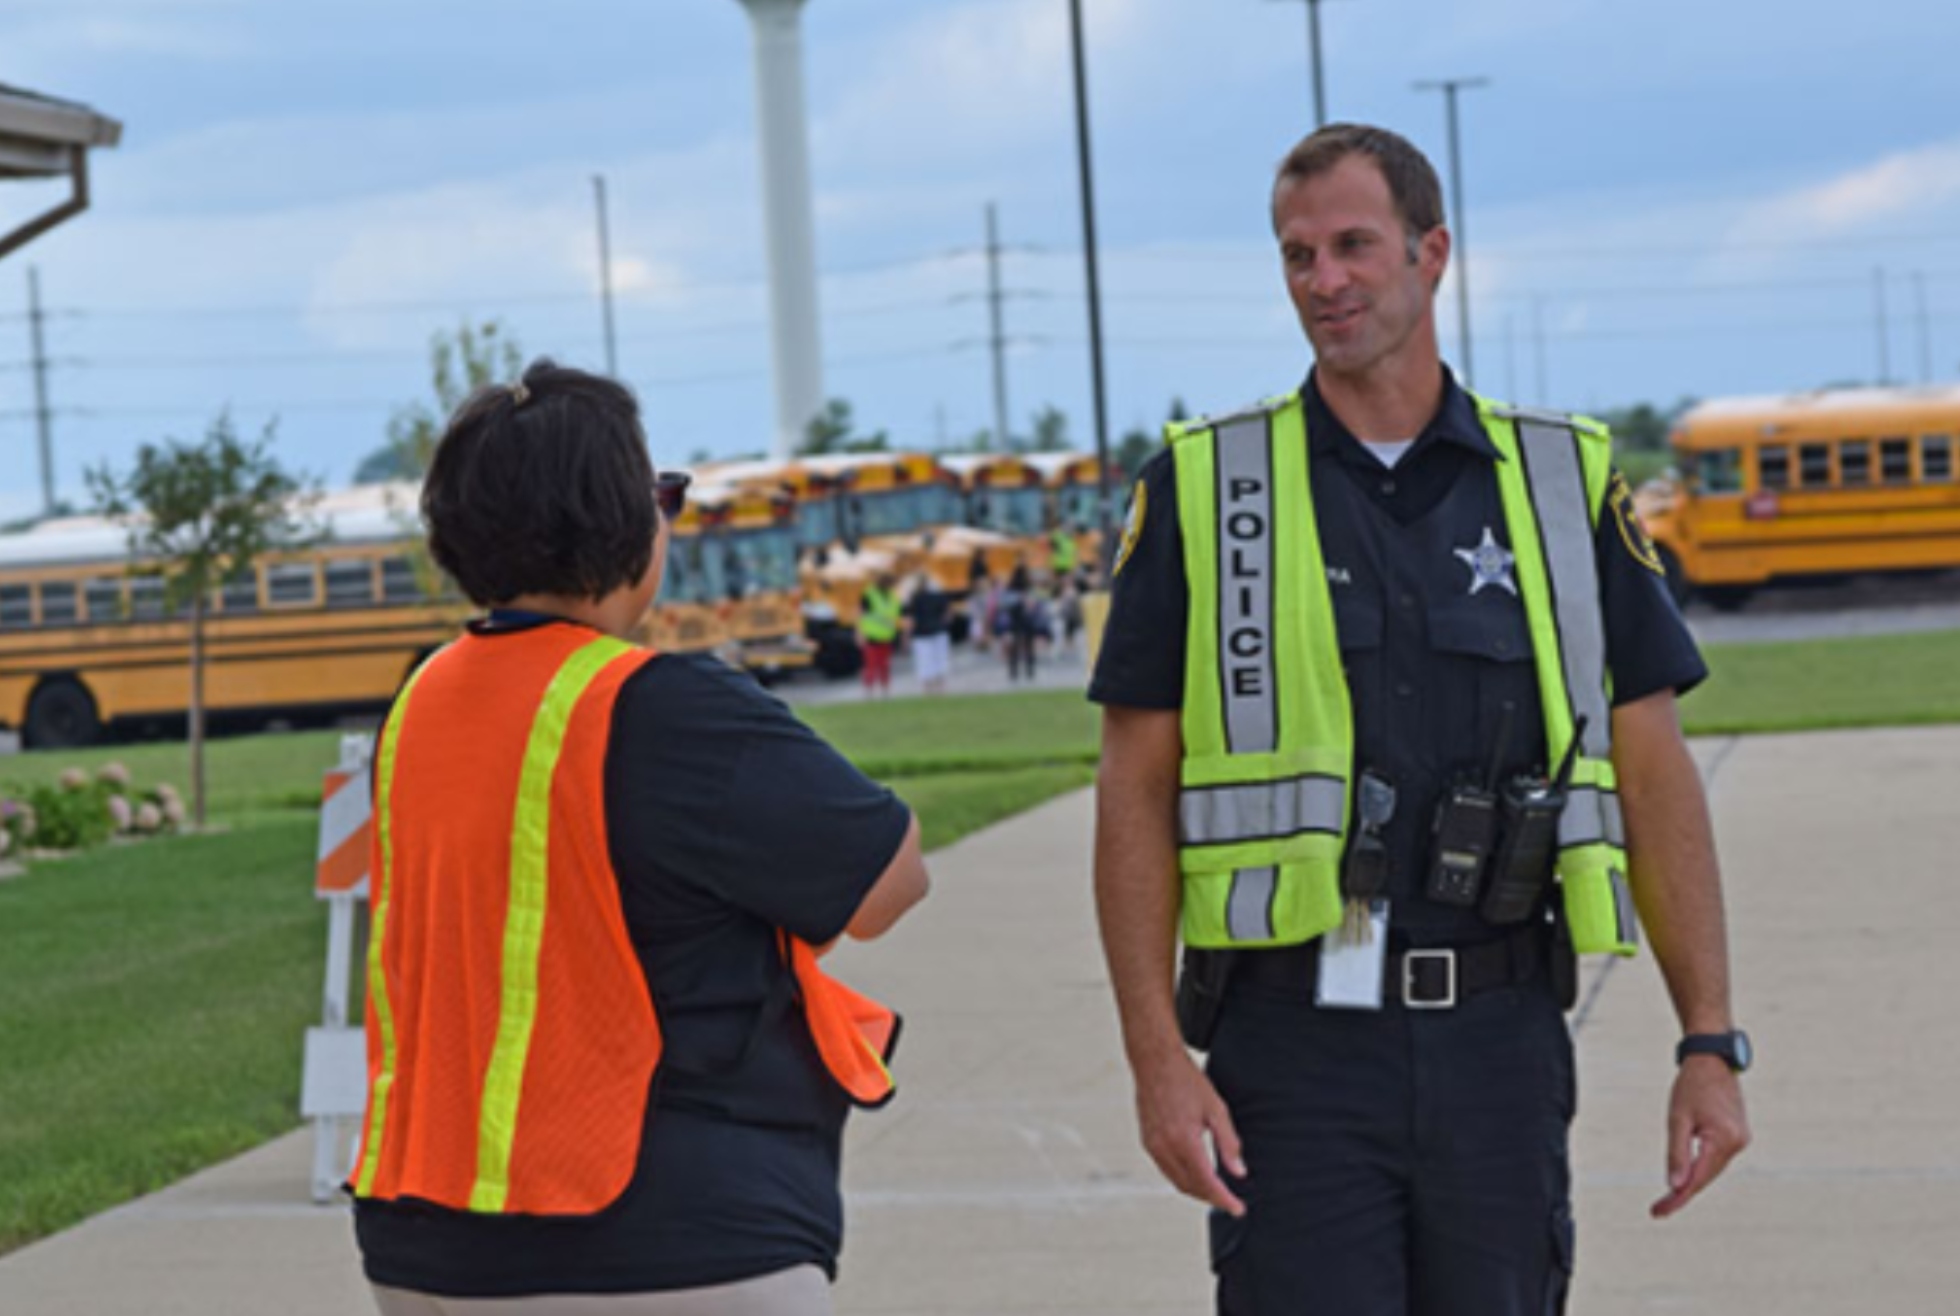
[1231,922,1548,1010]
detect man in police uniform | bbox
[1090,124,1749,1315]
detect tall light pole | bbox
[1068,0,1115,572]
[1414,76,1488,388]
[592,174,619,378]
[733,0,826,459]
[1268,0,1333,127]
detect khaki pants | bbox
[372,1265,832,1316]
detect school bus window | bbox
[1923,435,1953,481]
[1757,445,1791,490]
[325,558,377,608]
[84,577,123,623]
[380,556,421,603]
[0,584,31,630]
[130,574,168,619]
[1691,448,1741,494]
[1839,439,1872,486]
[1879,438,1912,485]
[266,562,318,607]
[38,581,77,626]
[222,567,260,614]
[1799,443,1832,487]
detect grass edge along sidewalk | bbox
[3,624,1956,1253]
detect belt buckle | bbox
[1403,949,1458,1010]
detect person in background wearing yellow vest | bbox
[1089,125,1749,1315]
[351,361,928,1316]
[1050,521,1079,582]
[856,572,902,698]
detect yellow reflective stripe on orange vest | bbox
[469,634,636,1212]
[353,650,441,1197]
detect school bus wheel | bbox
[23,677,103,750]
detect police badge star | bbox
[1453,526,1518,596]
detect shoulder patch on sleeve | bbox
[1112,479,1148,578]
[1608,470,1664,575]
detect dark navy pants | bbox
[1205,966,1577,1316]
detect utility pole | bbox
[985,203,1011,451]
[1873,266,1890,386]
[28,267,54,515]
[1067,0,1116,573]
[1913,270,1932,384]
[1414,76,1488,389]
[593,174,619,378]
[1504,313,1517,402]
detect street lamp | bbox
[1267,0,1340,128]
[1413,76,1487,388]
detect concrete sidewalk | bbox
[4,726,1957,1314]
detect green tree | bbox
[354,320,524,483]
[1025,404,1070,453]
[1115,425,1157,481]
[87,415,320,828]
[800,398,890,455]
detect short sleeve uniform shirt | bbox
[356,625,911,1296]
[1089,371,1706,943]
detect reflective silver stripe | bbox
[1609,868,1640,948]
[1179,775,1346,847]
[1226,866,1277,941]
[1516,419,1611,760]
[1559,785,1626,850]
[1214,415,1276,755]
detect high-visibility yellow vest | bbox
[1169,391,1638,957]
[1051,527,1079,574]
[858,586,901,643]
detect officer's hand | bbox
[1651,1057,1750,1219]
[1133,1050,1248,1217]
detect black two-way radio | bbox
[1480,715,1589,926]
[1424,703,1514,908]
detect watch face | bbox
[1731,1031,1753,1072]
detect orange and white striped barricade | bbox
[300,733,375,1202]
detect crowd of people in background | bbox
[856,559,1095,697]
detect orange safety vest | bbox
[352,623,898,1216]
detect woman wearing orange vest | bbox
[351,361,929,1315]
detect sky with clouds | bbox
[2,0,1956,519]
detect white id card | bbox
[1315,899,1388,1011]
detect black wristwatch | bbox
[1676,1030,1752,1074]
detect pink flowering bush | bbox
[2,767,186,855]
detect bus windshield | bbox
[974,486,1048,536]
[720,527,800,598]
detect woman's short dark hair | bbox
[422,358,657,606]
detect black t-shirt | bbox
[907,588,953,638]
[1088,371,1706,943]
[355,627,911,1296]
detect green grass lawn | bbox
[0,817,322,1252]
[4,627,1958,1254]
[1682,629,1960,735]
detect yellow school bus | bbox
[1023,450,1107,576]
[0,483,727,747]
[688,481,814,680]
[1645,385,1960,608]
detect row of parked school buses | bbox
[0,451,1107,748]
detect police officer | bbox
[1090,124,1750,1315]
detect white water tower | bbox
[732,0,825,459]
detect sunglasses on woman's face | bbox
[655,471,692,521]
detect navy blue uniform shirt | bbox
[1088,369,1706,943]
[357,623,911,1296]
